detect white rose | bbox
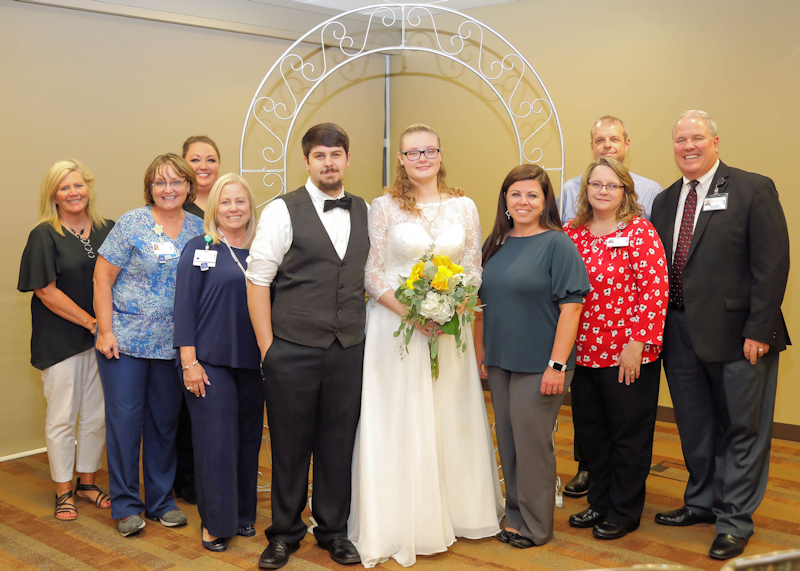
[419,291,455,325]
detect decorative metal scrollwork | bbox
[240,3,563,208]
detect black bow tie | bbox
[323,196,352,212]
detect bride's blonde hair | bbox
[387,124,463,213]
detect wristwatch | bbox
[548,359,567,372]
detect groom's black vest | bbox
[271,187,369,349]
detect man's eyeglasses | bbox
[400,148,441,161]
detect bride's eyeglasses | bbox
[400,148,441,161]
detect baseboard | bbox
[504,389,800,443]
[0,447,47,463]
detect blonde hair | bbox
[143,154,198,206]
[571,157,643,228]
[37,159,108,236]
[204,173,257,248]
[387,124,463,212]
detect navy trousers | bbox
[184,362,264,538]
[96,352,181,520]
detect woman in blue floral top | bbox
[93,153,204,537]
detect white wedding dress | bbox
[348,195,503,568]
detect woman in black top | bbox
[18,159,114,521]
[174,173,263,552]
[474,164,589,548]
[174,135,222,503]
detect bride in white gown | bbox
[348,124,503,568]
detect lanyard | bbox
[219,232,247,281]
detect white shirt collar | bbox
[682,159,720,192]
[305,177,345,205]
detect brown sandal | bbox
[55,490,78,521]
[75,478,111,509]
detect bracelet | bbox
[181,359,199,371]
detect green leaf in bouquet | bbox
[393,330,401,337]
[424,261,437,279]
[465,296,477,309]
[404,326,414,345]
[440,313,460,336]
[430,335,438,359]
[403,288,415,297]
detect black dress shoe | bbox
[318,536,360,565]
[237,524,256,537]
[654,506,714,527]
[709,534,748,560]
[496,529,512,543]
[592,520,639,540]
[258,540,300,569]
[508,532,535,549]
[202,536,228,552]
[564,470,590,497]
[569,508,605,528]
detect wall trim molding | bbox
[0,447,47,464]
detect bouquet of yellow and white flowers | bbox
[393,249,481,380]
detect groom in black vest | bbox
[246,123,369,569]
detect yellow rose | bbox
[433,254,462,275]
[405,266,422,289]
[431,266,454,291]
[449,262,463,274]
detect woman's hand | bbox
[475,344,487,380]
[414,321,441,338]
[541,367,565,395]
[95,331,119,360]
[617,340,645,385]
[183,361,210,397]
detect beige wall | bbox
[1,0,798,457]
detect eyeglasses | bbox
[400,148,441,161]
[588,181,625,191]
[152,179,187,190]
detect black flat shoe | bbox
[564,470,590,497]
[592,520,639,540]
[496,529,513,543]
[654,506,714,527]
[318,536,360,565]
[569,508,605,528]
[173,485,197,505]
[258,540,300,569]
[508,532,535,549]
[709,534,748,560]
[202,537,228,552]
[237,524,256,537]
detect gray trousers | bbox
[663,308,779,538]
[488,367,573,545]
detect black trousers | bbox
[663,308,778,538]
[261,336,364,545]
[571,361,660,525]
[184,362,264,538]
[174,398,195,493]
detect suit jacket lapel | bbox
[686,161,729,263]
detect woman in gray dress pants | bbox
[474,164,589,548]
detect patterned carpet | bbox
[1,400,799,570]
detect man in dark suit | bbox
[650,110,789,560]
[246,123,369,569]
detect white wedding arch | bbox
[239,2,564,207]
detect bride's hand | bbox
[414,321,441,337]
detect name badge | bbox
[153,242,177,263]
[703,193,728,211]
[606,237,629,248]
[193,249,217,271]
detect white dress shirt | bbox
[671,159,721,262]
[246,179,352,286]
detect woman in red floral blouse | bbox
[564,157,668,541]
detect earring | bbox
[505,210,511,219]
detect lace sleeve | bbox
[364,196,393,303]
[460,198,483,287]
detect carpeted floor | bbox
[1,399,798,570]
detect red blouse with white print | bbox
[565,217,668,368]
